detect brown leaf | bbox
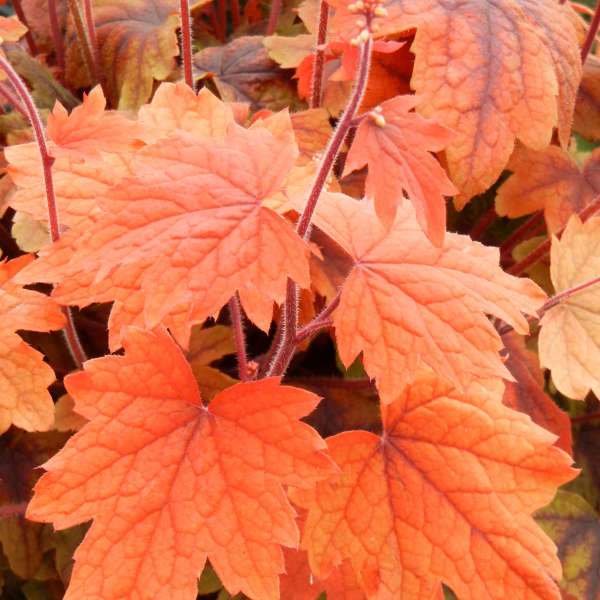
[194,36,306,112]
[64,0,181,109]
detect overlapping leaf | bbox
[294,371,576,600]
[0,255,65,434]
[6,87,141,228]
[343,95,456,245]
[501,331,572,455]
[15,111,310,345]
[26,327,336,600]
[64,0,181,109]
[536,491,600,600]
[496,145,600,233]
[328,0,581,205]
[311,194,545,402]
[539,215,600,399]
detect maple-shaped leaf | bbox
[343,95,456,245]
[329,0,581,205]
[294,371,576,600]
[496,145,600,233]
[311,194,545,403]
[16,116,310,344]
[501,331,572,455]
[26,327,336,600]
[535,490,600,600]
[64,0,180,109]
[0,255,65,434]
[6,87,140,228]
[194,36,304,113]
[539,215,600,399]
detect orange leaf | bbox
[329,0,581,205]
[295,371,576,599]
[26,327,336,600]
[0,255,65,434]
[312,194,545,403]
[496,145,600,233]
[64,0,181,109]
[0,15,27,43]
[574,54,600,142]
[501,331,572,455]
[16,117,310,345]
[6,87,140,228]
[343,95,456,245]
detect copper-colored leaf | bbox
[312,194,545,403]
[295,371,576,599]
[194,36,304,112]
[0,429,70,579]
[343,95,456,245]
[64,0,180,109]
[539,215,600,399]
[496,145,600,233]
[27,327,335,600]
[0,256,65,434]
[536,490,600,600]
[501,331,572,455]
[574,54,600,142]
[16,116,310,345]
[330,0,581,205]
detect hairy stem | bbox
[297,35,372,239]
[0,54,87,368]
[82,0,104,88]
[310,0,329,109]
[538,274,600,317]
[229,294,249,382]
[266,36,372,378]
[11,0,38,56]
[267,0,282,35]
[0,81,28,117]
[294,290,341,344]
[581,0,600,63]
[180,0,194,88]
[67,0,96,84]
[508,196,600,276]
[48,0,66,82]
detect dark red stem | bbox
[500,211,545,258]
[229,294,249,382]
[294,290,341,344]
[11,0,38,56]
[218,0,227,40]
[297,36,372,239]
[180,0,194,88]
[266,36,372,378]
[508,196,600,276]
[539,274,600,316]
[0,54,87,368]
[267,0,282,35]
[48,0,66,83]
[581,0,600,63]
[82,0,105,88]
[0,502,27,518]
[571,411,600,423]
[310,0,329,109]
[230,0,241,29]
[469,206,496,241]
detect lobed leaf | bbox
[311,194,545,403]
[27,327,336,600]
[294,371,576,600]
